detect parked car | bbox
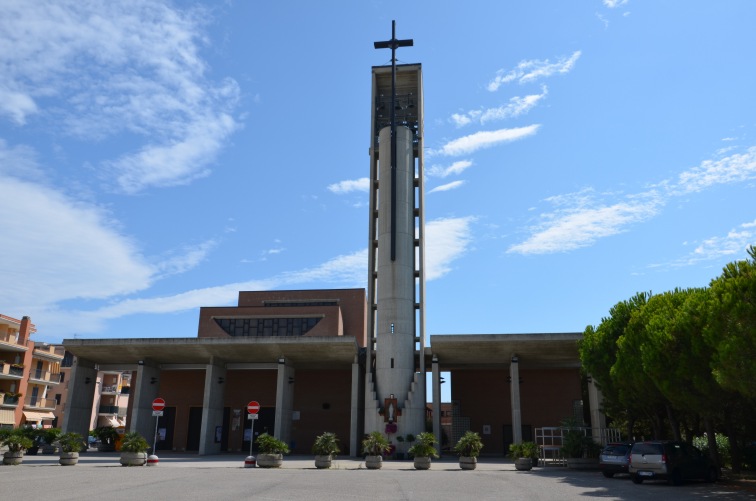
[629,441,718,485]
[599,442,633,478]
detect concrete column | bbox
[510,355,522,445]
[199,359,226,455]
[130,360,161,443]
[432,356,442,455]
[349,358,363,457]
[274,359,295,446]
[62,357,97,438]
[375,126,416,407]
[587,376,607,444]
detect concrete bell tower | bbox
[365,21,427,440]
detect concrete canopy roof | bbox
[428,333,582,369]
[63,336,360,370]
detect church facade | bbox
[62,24,601,457]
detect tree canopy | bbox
[579,246,756,471]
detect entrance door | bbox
[186,407,203,451]
[241,407,275,453]
[156,407,176,451]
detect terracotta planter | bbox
[365,455,383,469]
[515,458,533,471]
[257,453,283,468]
[459,456,477,470]
[413,456,432,470]
[59,451,79,466]
[119,451,147,466]
[314,455,333,469]
[3,451,24,465]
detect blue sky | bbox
[1,1,755,345]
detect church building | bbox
[62,23,602,457]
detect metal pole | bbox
[248,418,255,457]
[152,415,159,454]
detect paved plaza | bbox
[2,452,755,500]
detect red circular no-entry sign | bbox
[247,401,260,415]
[152,398,166,412]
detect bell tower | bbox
[365,21,427,439]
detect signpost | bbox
[245,400,260,468]
[149,398,165,466]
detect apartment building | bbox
[0,314,64,428]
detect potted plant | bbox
[58,432,84,465]
[312,431,340,469]
[361,431,391,469]
[3,392,21,405]
[20,427,41,455]
[255,433,289,468]
[41,428,62,454]
[522,441,540,467]
[92,426,119,452]
[509,442,531,471]
[560,424,601,469]
[454,431,484,470]
[1,429,34,465]
[407,432,438,470]
[119,431,149,466]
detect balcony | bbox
[0,393,21,407]
[98,405,120,415]
[0,362,25,380]
[24,396,57,411]
[32,344,64,361]
[0,333,29,352]
[28,369,62,384]
[101,385,118,395]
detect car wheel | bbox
[705,467,718,483]
[602,470,614,478]
[668,469,683,486]
[632,474,644,484]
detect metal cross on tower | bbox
[374,21,413,262]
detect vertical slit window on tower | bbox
[391,358,394,368]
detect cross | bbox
[374,21,413,262]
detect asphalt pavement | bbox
[2,452,755,500]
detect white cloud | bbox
[328,177,370,194]
[0,87,38,125]
[604,0,629,8]
[435,125,540,156]
[425,217,476,280]
[427,160,473,178]
[430,181,465,193]
[31,216,476,337]
[452,87,547,127]
[155,240,218,278]
[672,146,756,194]
[657,219,756,268]
[0,175,154,310]
[487,51,581,91]
[508,190,662,255]
[0,0,240,193]
[0,139,44,180]
[509,146,756,255]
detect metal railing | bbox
[0,393,21,406]
[0,363,25,378]
[98,405,120,414]
[29,369,62,383]
[24,396,57,410]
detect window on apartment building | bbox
[55,394,61,405]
